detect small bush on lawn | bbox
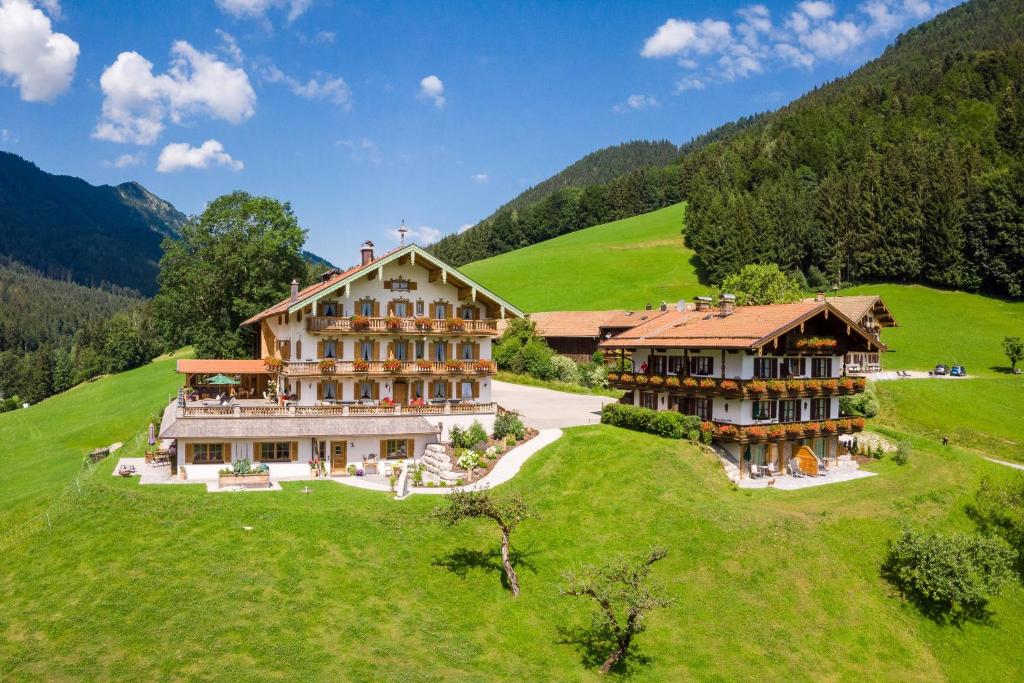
[550,354,582,384]
[494,411,526,441]
[894,441,911,466]
[882,528,1015,623]
[600,403,701,440]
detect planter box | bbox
[219,473,270,489]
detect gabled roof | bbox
[495,308,668,338]
[805,295,898,327]
[242,244,524,326]
[600,301,886,352]
[177,359,269,375]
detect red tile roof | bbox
[803,295,898,327]
[177,359,269,374]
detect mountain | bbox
[436,0,1024,298]
[0,152,185,295]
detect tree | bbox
[153,192,307,358]
[1002,336,1024,371]
[715,263,803,306]
[561,547,673,674]
[432,488,533,596]
[969,477,1024,577]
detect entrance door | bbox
[393,380,408,405]
[330,441,348,475]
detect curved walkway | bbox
[331,428,563,497]
[492,380,614,429]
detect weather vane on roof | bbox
[398,219,408,246]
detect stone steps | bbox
[419,444,463,484]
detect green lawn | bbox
[495,371,624,398]
[2,361,1023,680]
[462,203,702,312]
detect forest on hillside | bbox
[430,0,1024,299]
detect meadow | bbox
[1,363,1023,680]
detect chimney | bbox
[815,291,826,302]
[719,293,736,317]
[659,301,668,311]
[290,279,299,303]
[645,303,653,311]
[360,240,375,266]
[694,295,712,312]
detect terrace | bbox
[703,417,866,444]
[606,373,866,398]
[278,359,497,377]
[173,398,498,418]
[306,316,498,335]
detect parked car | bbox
[950,365,967,377]
[933,364,949,375]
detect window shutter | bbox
[223,443,232,464]
[406,438,415,458]
[387,300,394,315]
[472,380,479,398]
[429,342,436,362]
[289,441,298,462]
[253,442,262,462]
[370,381,379,399]
[296,382,302,400]
[708,357,714,375]
[372,300,380,317]
[770,401,778,419]
[379,439,387,458]
[448,380,454,397]
[296,340,302,360]
[317,382,323,400]
[800,358,807,376]
[185,443,194,464]
[826,358,833,377]
[429,303,436,319]
[317,341,324,358]
[473,342,480,359]
[373,341,380,360]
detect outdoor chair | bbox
[118,464,136,477]
[788,460,804,477]
[748,463,762,479]
[765,462,780,477]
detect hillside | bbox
[461,203,699,311]
[1,351,1023,679]
[0,152,185,295]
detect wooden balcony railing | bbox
[282,359,497,377]
[702,417,865,443]
[178,402,497,418]
[607,373,866,398]
[307,316,498,335]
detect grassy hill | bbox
[1,359,1023,679]
[462,203,700,312]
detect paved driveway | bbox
[491,380,616,430]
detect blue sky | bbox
[0,0,953,266]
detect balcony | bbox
[280,359,497,377]
[702,417,866,443]
[307,316,498,335]
[607,373,866,398]
[177,400,497,418]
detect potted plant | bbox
[787,379,805,393]
[804,379,822,393]
[840,377,855,391]
[785,423,803,437]
[648,375,664,386]
[350,314,370,329]
[445,359,465,372]
[607,372,620,382]
[683,377,698,388]
[821,379,839,392]
[767,425,785,439]
[474,359,494,373]
[720,379,740,392]
[385,315,402,330]
[414,316,433,330]
[218,460,271,488]
[346,464,357,476]
[699,378,716,389]
[746,425,767,440]
[822,420,838,434]
[446,316,466,331]
[263,356,283,372]
[795,336,838,350]
[379,396,395,408]
[416,358,433,371]
[635,375,649,385]
[747,380,768,394]
[665,376,680,388]
[619,373,634,383]
[382,358,403,372]
[319,358,336,373]
[767,379,786,393]
[353,359,370,372]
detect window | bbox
[668,356,685,374]
[434,341,448,362]
[323,340,337,359]
[754,357,778,379]
[460,381,474,399]
[779,399,800,423]
[459,305,476,320]
[359,299,374,316]
[358,381,373,400]
[323,302,337,317]
[415,300,424,315]
[390,279,410,292]
[260,442,291,463]
[639,392,657,410]
[680,397,712,420]
[810,398,829,421]
[323,382,337,400]
[432,382,447,399]
[393,341,408,361]
[360,340,374,361]
[412,381,424,399]
[461,343,475,360]
[383,439,408,459]
[393,301,409,317]
[689,356,714,376]
[752,400,776,421]
[414,340,425,360]
[650,355,667,375]
[192,443,223,464]
[781,358,805,377]
[746,443,767,466]
[812,358,833,378]
[435,303,448,319]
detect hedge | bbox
[600,403,702,440]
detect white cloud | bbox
[418,74,445,109]
[262,64,351,108]
[642,1,950,90]
[458,223,473,234]
[215,29,244,65]
[612,94,661,113]
[108,152,146,168]
[0,0,79,103]
[0,127,17,143]
[391,224,441,245]
[336,137,381,164]
[471,172,490,183]
[312,30,335,43]
[94,41,256,145]
[215,0,311,23]
[156,139,243,172]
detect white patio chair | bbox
[748,463,762,479]
[788,460,804,477]
[765,462,780,477]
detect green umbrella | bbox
[206,374,240,385]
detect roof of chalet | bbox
[600,300,886,352]
[177,359,269,375]
[241,244,524,327]
[159,409,439,440]
[496,309,669,338]
[803,295,898,327]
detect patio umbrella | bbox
[206,374,240,385]
[148,423,155,446]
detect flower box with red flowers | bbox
[474,360,494,373]
[839,377,855,391]
[350,315,370,330]
[352,360,370,372]
[445,359,465,372]
[853,378,867,391]
[683,377,698,388]
[319,359,337,373]
[805,422,821,433]
[794,336,838,350]
[445,317,466,331]
[821,379,839,392]
[787,379,805,393]
[414,317,433,330]
[851,417,866,429]
[379,397,395,407]
[607,372,620,382]
[785,423,804,436]
[665,376,680,387]
[382,359,403,372]
[804,379,822,393]
[716,424,738,436]
[745,426,767,440]
[263,356,283,371]
[416,359,432,371]
[767,379,787,393]
[720,379,740,392]
[620,373,635,383]
[385,315,402,331]
[822,420,838,434]
[699,378,716,389]
[748,380,768,394]
[767,425,786,439]
[700,421,715,433]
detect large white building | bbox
[160,241,523,479]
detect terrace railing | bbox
[701,417,866,443]
[282,359,496,377]
[307,316,498,335]
[607,373,866,398]
[178,402,497,418]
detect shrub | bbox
[882,528,1014,622]
[600,403,700,440]
[894,441,911,466]
[493,411,526,441]
[969,477,1024,577]
[550,354,582,384]
[873,443,885,459]
[449,425,468,449]
[465,420,488,448]
[840,387,880,417]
